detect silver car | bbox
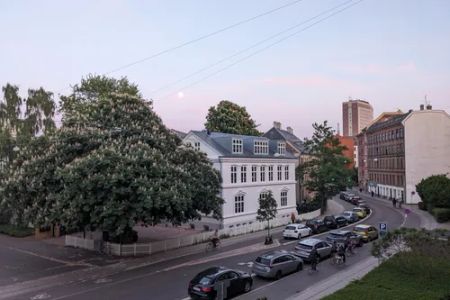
[292,238,333,262]
[252,250,303,280]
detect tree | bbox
[416,174,450,210]
[256,191,277,244]
[205,100,261,136]
[1,76,224,241]
[296,121,352,213]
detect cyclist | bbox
[210,229,220,248]
[337,244,346,263]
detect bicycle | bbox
[205,239,221,252]
[330,253,345,265]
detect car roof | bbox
[354,224,371,229]
[259,250,290,259]
[331,230,351,235]
[195,266,229,278]
[299,238,323,246]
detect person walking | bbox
[392,198,397,208]
[310,248,319,272]
[337,244,346,263]
[371,191,374,197]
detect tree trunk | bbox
[267,219,270,237]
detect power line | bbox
[103,0,308,76]
[159,0,364,100]
[150,0,353,96]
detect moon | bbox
[177,91,184,99]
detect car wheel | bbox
[296,263,303,272]
[244,281,252,293]
[275,270,282,280]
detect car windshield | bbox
[354,226,368,232]
[255,257,271,265]
[297,243,313,250]
[198,276,213,285]
[285,226,296,230]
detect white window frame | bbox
[277,142,286,155]
[251,165,257,182]
[259,191,270,201]
[277,165,282,181]
[241,165,247,183]
[231,165,237,183]
[284,165,289,180]
[260,165,266,182]
[280,190,288,207]
[268,165,274,182]
[254,140,269,155]
[232,138,243,154]
[235,194,245,213]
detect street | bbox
[1,195,420,300]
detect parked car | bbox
[339,191,350,200]
[323,215,339,230]
[188,267,252,300]
[344,193,355,202]
[325,230,364,248]
[353,224,379,242]
[341,211,359,223]
[352,207,367,219]
[252,250,303,280]
[292,238,333,262]
[282,224,312,239]
[334,215,348,227]
[349,195,362,205]
[305,219,328,234]
[358,203,371,215]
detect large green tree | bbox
[416,174,450,209]
[205,100,261,136]
[1,76,223,241]
[297,121,352,213]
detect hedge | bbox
[0,224,34,237]
[432,208,450,223]
[297,198,321,214]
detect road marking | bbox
[180,297,190,300]
[237,262,254,268]
[281,240,297,246]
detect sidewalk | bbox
[288,256,379,300]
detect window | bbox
[277,142,286,155]
[254,140,269,154]
[231,165,237,183]
[281,190,288,206]
[241,165,247,183]
[259,191,269,200]
[232,138,243,154]
[260,166,266,182]
[284,165,289,180]
[235,194,244,213]
[252,165,257,182]
[277,165,282,181]
[268,165,274,181]
[194,141,200,151]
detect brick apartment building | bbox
[358,105,450,204]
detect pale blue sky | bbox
[1,0,450,137]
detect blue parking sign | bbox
[379,222,387,232]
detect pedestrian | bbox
[371,191,374,197]
[392,198,397,208]
[398,198,403,208]
[310,248,319,272]
[338,244,346,263]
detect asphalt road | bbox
[8,196,421,300]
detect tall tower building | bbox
[342,99,373,136]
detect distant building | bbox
[358,105,450,204]
[342,99,374,137]
[183,130,298,228]
[336,135,356,169]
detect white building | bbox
[183,131,298,229]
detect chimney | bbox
[273,121,281,129]
[420,104,424,111]
[287,126,293,134]
[426,104,432,110]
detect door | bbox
[226,271,241,298]
[216,273,232,299]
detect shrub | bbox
[418,202,426,211]
[297,198,321,214]
[0,224,34,237]
[432,208,450,223]
[0,209,12,225]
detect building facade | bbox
[342,99,374,137]
[359,106,450,204]
[183,130,298,228]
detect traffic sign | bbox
[379,222,387,232]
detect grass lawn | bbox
[0,224,34,237]
[323,252,450,300]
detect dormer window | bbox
[278,142,286,155]
[232,138,243,154]
[194,141,201,151]
[254,140,268,155]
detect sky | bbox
[1,0,450,138]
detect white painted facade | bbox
[183,131,298,229]
[403,110,450,204]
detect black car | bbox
[188,267,252,300]
[325,230,364,248]
[323,216,338,229]
[305,219,328,234]
[334,215,348,227]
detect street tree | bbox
[205,100,261,136]
[416,174,450,210]
[1,76,224,242]
[256,191,277,244]
[297,121,351,213]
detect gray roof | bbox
[366,112,410,133]
[263,127,305,153]
[190,130,297,159]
